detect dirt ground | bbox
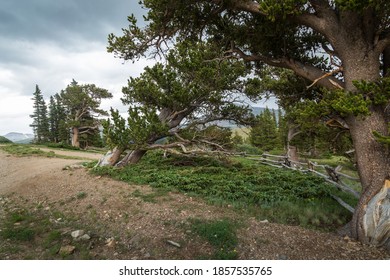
[0,149,389,260]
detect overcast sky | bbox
[0,0,277,136]
[0,0,153,135]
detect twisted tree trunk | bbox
[347,110,390,249]
[95,147,124,167]
[341,49,390,249]
[115,149,147,167]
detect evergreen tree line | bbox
[246,107,353,156]
[30,80,112,148]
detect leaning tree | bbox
[99,41,254,166]
[107,1,390,247]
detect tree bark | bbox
[95,147,124,167]
[286,123,301,162]
[346,109,390,247]
[337,45,390,248]
[116,149,147,167]
[71,127,80,148]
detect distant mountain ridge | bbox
[2,132,34,143]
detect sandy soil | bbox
[0,149,389,260]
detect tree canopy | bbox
[60,80,112,147]
[103,41,254,165]
[30,85,49,143]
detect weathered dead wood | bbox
[335,171,360,181]
[308,169,360,199]
[363,180,390,248]
[330,194,355,213]
[262,153,286,159]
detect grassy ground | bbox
[3,144,388,260]
[0,144,80,159]
[92,151,357,232]
[0,198,96,259]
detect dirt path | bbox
[0,150,389,260]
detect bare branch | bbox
[306,66,343,89]
[330,194,355,213]
[286,59,345,90]
[228,43,345,89]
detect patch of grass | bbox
[92,151,355,231]
[0,144,48,157]
[76,192,87,199]
[0,199,95,259]
[190,219,239,260]
[45,142,81,150]
[0,144,82,159]
[132,189,170,203]
[1,227,36,242]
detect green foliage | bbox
[127,106,170,147]
[373,130,390,146]
[0,200,95,259]
[48,94,68,143]
[234,144,263,155]
[0,136,12,143]
[250,108,280,151]
[104,40,254,154]
[30,85,50,143]
[59,79,112,147]
[190,219,239,259]
[330,90,372,117]
[231,131,244,146]
[92,151,354,230]
[0,144,51,157]
[45,142,81,150]
[76,192,87,199]
[0,209,35,242]
[1,227,36,242]
[259,0,307,20]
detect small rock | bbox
[106,238,116,248]
[80,234,91,241]
[259,219,269,224]
[71,230,85,239]
[343,235,351,242]
[58,245,76,256]
[166,240,181,248]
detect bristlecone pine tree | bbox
[99,41,254,166]
[60,79,112,148]
[107,0,390,248]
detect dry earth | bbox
[0,148,389,260]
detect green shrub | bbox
[234,144,263,155]
[91,151,355,231]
